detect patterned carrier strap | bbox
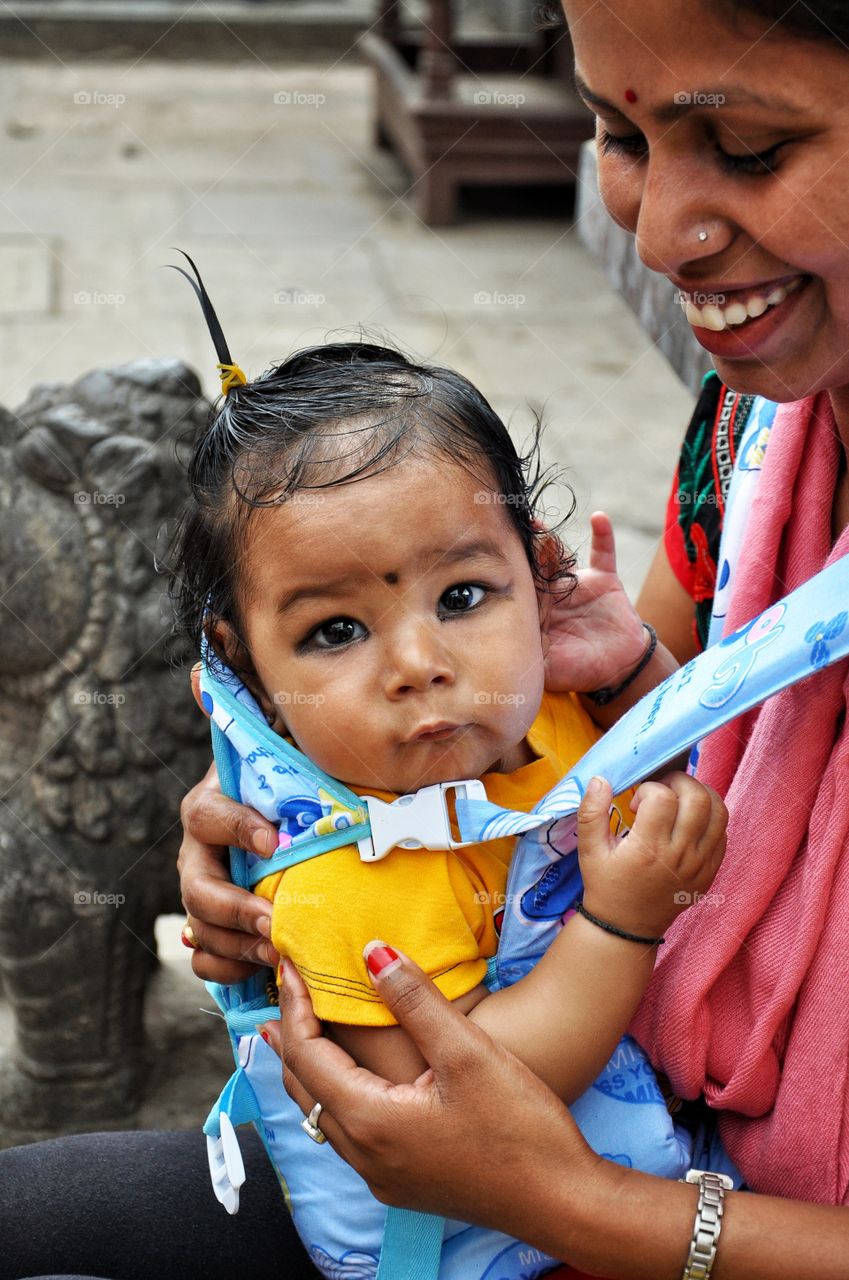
[455,554,849,845]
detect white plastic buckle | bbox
[207,1111,246,1215]
[357,779,487,863]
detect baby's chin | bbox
[341,743,528,796]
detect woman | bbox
[3,1,848,1277]
[178,1,849,1275]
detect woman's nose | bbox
[611,149,731,284]
[383,622,455,697]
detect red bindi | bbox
[624,88,638,104]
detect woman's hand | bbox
[543,512,648,694]
[265,947,608,1250]
[178,665,279,983]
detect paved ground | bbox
[0,50,695,1139]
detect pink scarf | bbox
[631,391,849,1205]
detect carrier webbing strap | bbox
[377,1207,445,1280]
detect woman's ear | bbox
[206,618,284,731]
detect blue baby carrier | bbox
[199,396,849,1280]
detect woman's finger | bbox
[180,770,278,861]
[360,942,490,1075]
[188,908,278,969]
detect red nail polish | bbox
[256,1025,270,1044]
[366,945,400,976]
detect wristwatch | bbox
[680,1169,735,1280]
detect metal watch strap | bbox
[680,1169,734,1280]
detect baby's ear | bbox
[206,618,280,728]
[534,530,574,636]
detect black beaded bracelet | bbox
[585,622,658,707]
[575,902,665,947]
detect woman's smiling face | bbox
[563,0,849,403]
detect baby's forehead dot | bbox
[624,88,638,104]
[384,571,399,585]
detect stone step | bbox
[0,0,376,60]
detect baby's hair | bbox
[167,339,576,665]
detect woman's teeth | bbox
[681,276,805,331]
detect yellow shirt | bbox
[256,690,623,1026]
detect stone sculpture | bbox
[0,358,211,1134]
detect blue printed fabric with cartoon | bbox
[201,661,703,1280]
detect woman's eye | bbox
[719,142,784,175]
[439,583,487,614]
[599,124,784,176]
[308,617,366,649]
[599,127,646,159]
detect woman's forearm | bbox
[516,1156,849,1280]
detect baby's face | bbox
[232,456,547,793]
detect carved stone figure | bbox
[0,359,211,1135]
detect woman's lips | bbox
[685,275,812,359]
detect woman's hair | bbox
[724,0,849,44]
[167,340,576,663]
[539,1,849,45]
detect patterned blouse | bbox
[663,371,758,650]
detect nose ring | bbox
[698,229,709,242]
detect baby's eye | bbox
[439,583,487,614]
[308,617,366,649]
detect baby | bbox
[170,338,726,1112]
